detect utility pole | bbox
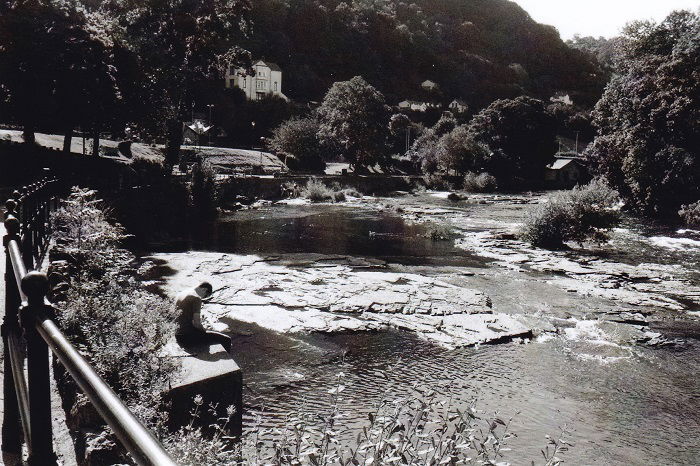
[575,131,580,156]
[207,104,214,146]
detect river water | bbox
[181,193,700,465]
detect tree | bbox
[585,11,700,216]
[317,76,389,168]
[106,0,252,166]
[0,0,117,149]
[435,125,491,175]
[269,116,326,172]
[468,96,557,187]
[388,113,411,154]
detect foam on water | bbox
[648,236,700,250]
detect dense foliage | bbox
[268,116,326,172]
[467,96,557,186]
[51,188,177,427]
[317,76,390,168]
[245,0,607,108]
[585,11,700,216]
[0,0,118,146]
[522,179,620,249]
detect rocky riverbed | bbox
[145,191,700,352]
[142,190,700,464]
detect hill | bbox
[244,0,608,109]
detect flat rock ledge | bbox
[147,252,532,348]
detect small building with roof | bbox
[544,157,589,188]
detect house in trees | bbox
[398,100,441,112]
[226,59,288,101]
[421,80,439,91]
[448,99,468,113]
[544,157,589,188]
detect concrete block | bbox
[161,339,242,435]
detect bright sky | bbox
[513,0,700,39]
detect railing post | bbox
[2,203,23,454]
[20,271,58,466]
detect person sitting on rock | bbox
[175,281,232,353]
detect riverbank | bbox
[140,190,700,464]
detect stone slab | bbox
[161,339,243,435]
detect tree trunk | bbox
[92,125,100,156]
[166,118,183,168]
[22,122,35,144]
[63,126,73,153]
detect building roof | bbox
[256,60,282,72]
[548,158,581,170]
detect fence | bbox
[2,178,176,465]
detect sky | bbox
[513,0,700,39]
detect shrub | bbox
[299,179,360,203]
[269,117,326,172]
[426,224,455,241]
[422,173,453,191]
[52,187,178,429]
[679,201,700,227]
[521,179,620,249]
[302,178,335,202]
[463,172,498,193]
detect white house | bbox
[398,100,443,112]
[421,80,439,91]
[226,60,288,101]
[448,99,468,113]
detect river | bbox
[152,192,700,465]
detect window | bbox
[242,79,246,88]
[274,82,278,92]
[229,65,235,74]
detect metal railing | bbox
[2,178,176,465]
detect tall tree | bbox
[586,11,700,216]
[317,76,389,168]
[468,96,557,186]
[105,0,252,165]
[0,0,118,151]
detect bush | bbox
[302,178,335,202]
[679,201,700,227]
[299,179,361,203]
[52,187,178,429]
[269,117,326,172]
[422,173,453,191]
[426,224,455,241]
[521,179,620,249]
[463,172,498,193]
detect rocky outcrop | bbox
[146,252,531,348]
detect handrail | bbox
[2,179,177,465]
[32,298,176,466]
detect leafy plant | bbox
[679,201,700,227]
[521,179,620,249]
[463,172,498,193]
